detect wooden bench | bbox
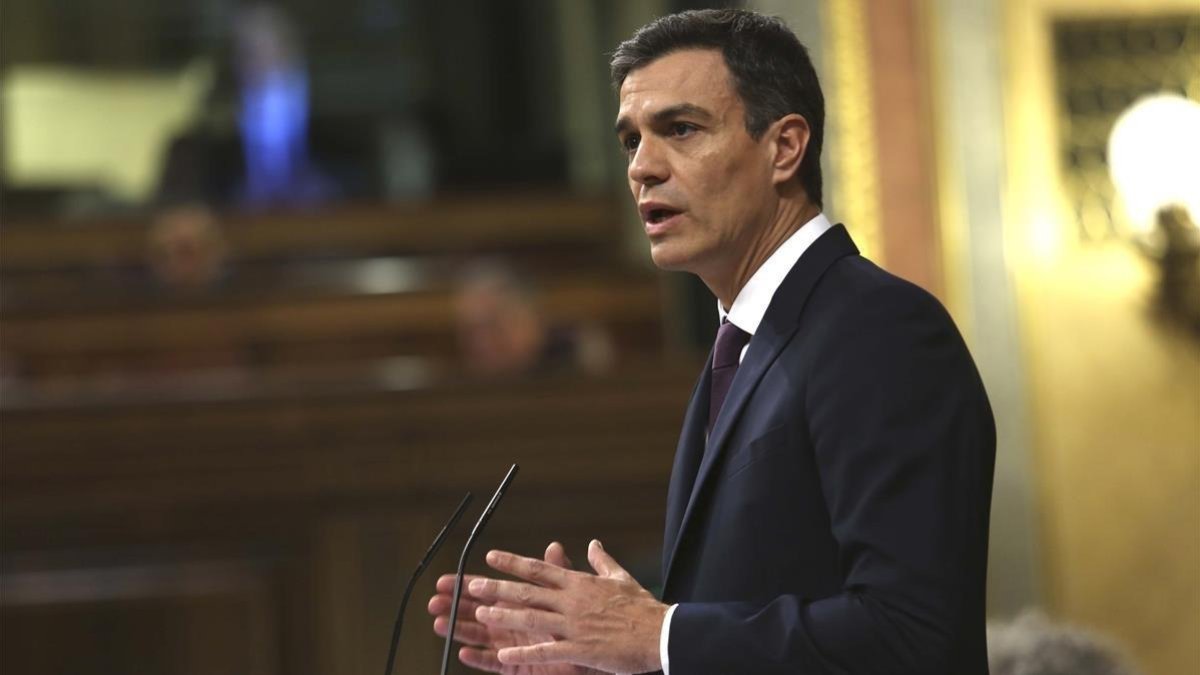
[0,194,622,271]
[1,194,661,385]
[1,271,665,382]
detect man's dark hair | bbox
[610,9,825,207]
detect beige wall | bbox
[1001,0,1200,673]
[931,0,1044,620]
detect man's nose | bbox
[627,137,668,187]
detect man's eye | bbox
[670,122,696,137]
[622,135,641,153]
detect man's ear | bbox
[769,113,811,186]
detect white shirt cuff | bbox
[660,603,678,675]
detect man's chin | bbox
[648,242,693,272]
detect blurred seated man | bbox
[146,204,229,293]
[142,204,252,379]
[454,261,612,378]
[988,610,1141,675]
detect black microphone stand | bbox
[440,463,520,675]
[383,492,473,675]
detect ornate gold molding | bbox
[824,0,884,263]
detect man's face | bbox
[616,49,776,278]
[456,283,543,376]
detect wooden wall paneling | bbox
[865,0,944,298]
[1,554,288,675]
[0,368,695,674]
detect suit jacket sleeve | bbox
[667,281,996,674]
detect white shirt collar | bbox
[718,212,834,335]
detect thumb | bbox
[587,539,632,580]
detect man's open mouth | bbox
[646,208,681,224]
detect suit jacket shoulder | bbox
[664,224,996,675]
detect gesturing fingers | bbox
[432,615,493,648]
[485,549,572,588]
[468,577,562,611]
[457,647,507,674]
[476,604,569,637]
[434,573,491,596]
[428,593,485,618]
[586,539,633,581]
[545,541,574,570]
[496,640,577,667]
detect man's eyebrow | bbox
[614,103,714,136]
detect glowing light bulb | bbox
[1107,94,1200,235]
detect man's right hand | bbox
[428,541,607,675]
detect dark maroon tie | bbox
[708,320,751,437]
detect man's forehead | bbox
[617,49,733,118]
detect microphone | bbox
[440,463,520,675]
[382,492,473,675]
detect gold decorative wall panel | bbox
[824,0,883,263]
[1003,2,1200,674]
[1053,14,1200,242]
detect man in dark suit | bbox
[428,9,995,674]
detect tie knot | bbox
[713,320,751,369]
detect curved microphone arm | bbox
[441,463,520,675]
[383,492,473,675]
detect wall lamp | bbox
[1108,93,1200,334]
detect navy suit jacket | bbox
[660,224,995,674]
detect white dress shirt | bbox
[659,212,834,674]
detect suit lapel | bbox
[661,225,860,592]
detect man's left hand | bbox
[469,539,666,675]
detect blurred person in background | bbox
[141,204,250,380]
[146,203,228,293]
[454,260,613,378]
[988,611,1142,675]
